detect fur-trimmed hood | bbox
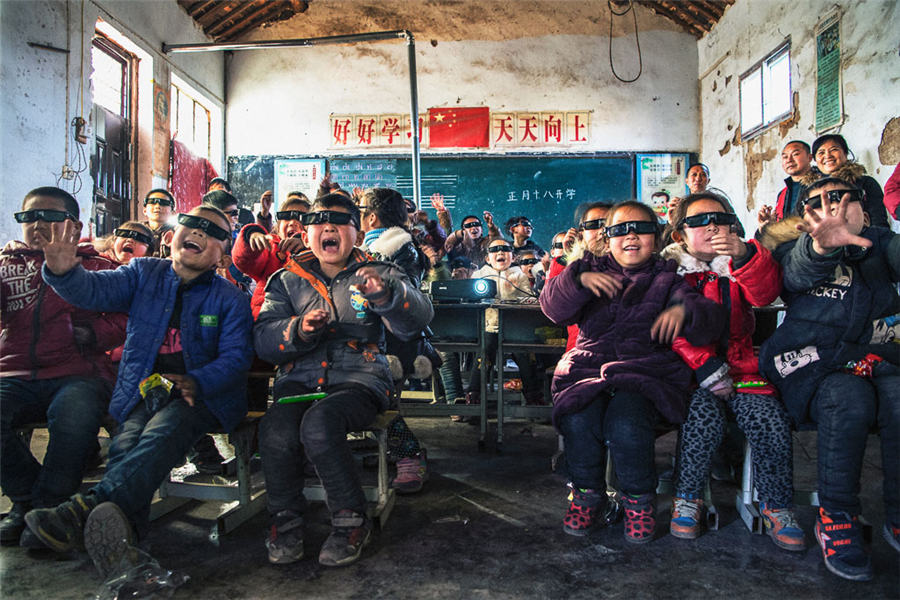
[660,242,734,280]
[756,216,803,251]
[800,161,866,186]
[365,226,413,258]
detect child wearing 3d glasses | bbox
[540,200,723,545]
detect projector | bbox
[428,278,496,302]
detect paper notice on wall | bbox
[815,12,843,133]
[152,83,170,178]
[273,159,326,210]
[636,153,689,221]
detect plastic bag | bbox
[95,546,189,600]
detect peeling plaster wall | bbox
[0,0,223,245]
[225,2,699,157]
[698,0,900,231]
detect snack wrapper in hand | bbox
[139,373,175,413]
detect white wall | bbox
[698,0,900,231]
[0,0,223,245]
[225,5,700,157]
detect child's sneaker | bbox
[24,493,98,553]
[760,503,806,551]
[318,510,371,567]
[670,496,703,539]
[265,510,304,564]
[83,502,137,579]
[883,522,900,553]
[563,485,602,536]
[391,450,427,494]
[0,502,30,545]
[622,493,656,544]
[815,507,873,581]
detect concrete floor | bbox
[1,417,898,599]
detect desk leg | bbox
[479,310,488,450]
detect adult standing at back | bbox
[769,141,816,223]
[809,134,889,228]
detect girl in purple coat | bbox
[540,201,724,543]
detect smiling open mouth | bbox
[183,240,202,252]
[322,239,339,249]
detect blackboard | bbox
[226,154,634,248]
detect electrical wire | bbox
[608,0,643,83]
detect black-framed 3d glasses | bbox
[114,228,153,246]
[799,189,864,216]
[512,219,533,228]
[678,212,738,229]
[517,258,539,265]
[276,210,306,221]
[176,213,231,241]
[14,209,77,223]
[580,219,605,231]
[605,221,658,238]
[301,210,359,228]
[462,220,482,229]
[144,196,175,207]
[487,244,513,253]
[551,242,565,249]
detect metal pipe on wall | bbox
[163,30,423,208]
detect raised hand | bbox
[563,227,578,251]
[259,190,273,216]
[301,308,330,335]
[249,231,271,252]
[356,266,390,305]
[41,219,81,275]
[710,230,748,259]
[483,211,495,228]
[579,271,623,298]
[757,205,775,228]
[797,192,872,253]
[278,236,305,255]
[650,304,686,345]
[430,193,446,212]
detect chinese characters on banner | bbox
[330,110,590,149]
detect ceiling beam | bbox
[683,0,720,24]
[195,1,240,29]
[212,1,287,41]
[206,1,270,37]
[697,0,725,19]
[641,1,705,37]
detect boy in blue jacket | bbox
[24,205,253,578]
[759,177,899,582]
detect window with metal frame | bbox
[170,82,212,160]
[739,41,792,140]
[91,35,131,119]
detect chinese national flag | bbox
[428,107,490,148]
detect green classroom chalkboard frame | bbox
[226,153,635,248]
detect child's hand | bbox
[41,219,82,275]
[414,210,430,225]
[563,227,579,251]
[352,186,364,201]
[651,304,686,345]
[710,230,748,259]
[430,193,446,212]
[797,193,873,253]
[421,244,438,268]
[249,231,270,252]
[708,375,734,399]
[757,205,775,228]
[162,373,198,406]
[355,266,391,305]
[301,309,330,335]
[579,271,622,298]
[483,211,495,227]
[278,236,305,255]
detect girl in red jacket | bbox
[661,192,803,551]
[232,197,309,319]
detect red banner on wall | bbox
[427,107,490,148]
[170,140,218,212]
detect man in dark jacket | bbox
[773,140,815,220]
[0,187,125,547]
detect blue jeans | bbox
[91,398,219,533]
[558,389,660,495]
[809,370,900,523]
[0,376,109,506]
[259,387,379,516]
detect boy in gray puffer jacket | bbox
[254,193,433,568]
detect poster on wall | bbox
[636,153,689,221]
[815,11,843,133]
[273,159,326,210]
[152,82,170,178]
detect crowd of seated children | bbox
[757,177,899,582]
[541,201,725,543]
[0,187,125,549]
[255,189,310,234]
[443,210,499,268]
[254,193,432,567]
[141,189,176,257]
[358,187,438,493]
[23,204,253,580]
[660,193,803,551]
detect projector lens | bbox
[473,279,488,295]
